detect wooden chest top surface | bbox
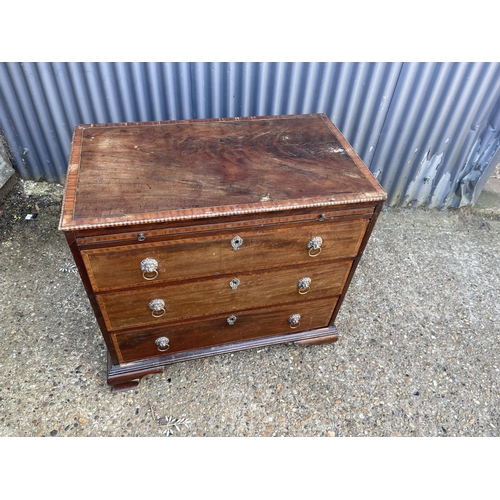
[59,113,386,231]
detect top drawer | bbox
[81,217,369,292]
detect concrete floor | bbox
[473,162,500,216]
[1,178,499,437]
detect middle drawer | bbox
[97,261,351,331]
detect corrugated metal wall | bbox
[1,62,499,208]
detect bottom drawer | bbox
[113,298,338,363]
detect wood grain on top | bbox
[59,114,386,230]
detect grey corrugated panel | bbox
[0,62,499,209]
[370,62,500,207]
[0,62,67,180]
[0,62,400,181]
[432,63,500,207]
[335,62,403,165]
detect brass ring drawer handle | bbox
[141,258,159,280]
[155,336,170,352]
[289,314,301,329]
[307,236,323,257]
[149,299,166,318]
[297,277,311,294]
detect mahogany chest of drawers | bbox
[59,113,387,391]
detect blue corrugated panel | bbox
[371,62,500,207]
[0,62,499,208]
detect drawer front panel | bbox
[113,298,338,362]
[98,261,351,331]
[82,218,368,291]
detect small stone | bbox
[50,430,58,436]
[79,417,88,424]
[327,431,336,437]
